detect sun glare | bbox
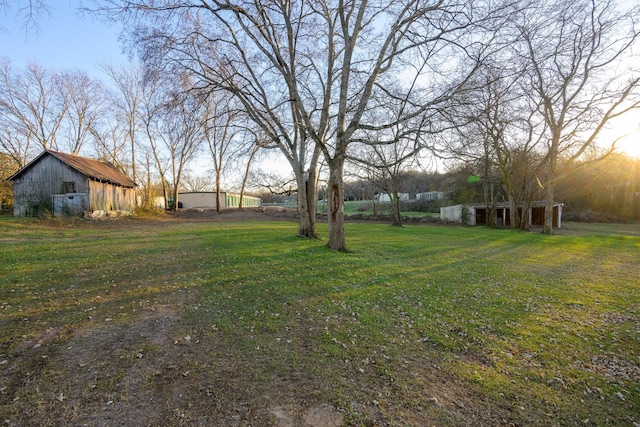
[604,113,640,158]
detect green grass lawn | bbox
[0,216,638,425]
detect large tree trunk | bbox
[296,169,318,238]
[390,189,403,227]
[372,193,377,215]
[161,179,169,211]
[294,145,321,239]
[543,138,559,234]
[327,157,348,252]
[543,183,555,234]
[238,145,258,210]
[500,166,520,229]
[519,200,531,231]
[305,165,319,236]
[215,168,222,213]
[507,193,519,230]
[171,181,180,212]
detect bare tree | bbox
[138,149,160,208]
[92,0,500,251]
[0,63,109,168]
[0,61,67,157]
[237,144,259,209]
[182,174,215,192]
[90,111,129,170]
[201,91,246,212]
[350,136,422,227]
[151,81,205,211]
[248,168,297,198]
[0,113,30,168]
[0,62,111,167]
[0,151,19,208]
[445,65,546,229]
[59,70,107,155]
[515,0,640,233]
[0,0,49,33]
[101,62,144,189]
[139,73,172,209]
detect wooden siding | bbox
[52,193,90,216]
[12,155,88,217]
[11,152,136,217]
[88,180,136,212]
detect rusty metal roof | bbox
[8,150,136,188]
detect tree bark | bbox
[305,161,319,237]
[507,192,519,230]
[543,135,559,234]
[327,157,347,252]
[390,189,403,227]
[543,182,555,234]
[289,143,320,239]
[296,168,316,238]
[238,145,258,210]
[215,167,222,213]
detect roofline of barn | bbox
[7,150,137,188]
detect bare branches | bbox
[510,0,640,233]
[0,0,50,34]
[0,61,68,159]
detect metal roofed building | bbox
[8,150,136,217]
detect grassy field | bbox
[0,216,638,426]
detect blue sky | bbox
[0,0,130,78]
[0,1,288,178]
[0,0,637,160]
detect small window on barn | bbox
[61,182,76,193]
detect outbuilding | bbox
[178,191,261,209]
[377,192,410,202]
[440,201,564,228]
[8,150,136,217]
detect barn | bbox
[8,150,136,217]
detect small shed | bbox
[8,150,136,217]
[440,201,564,228]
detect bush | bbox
[563,208,627,223]
[134,206,167,218]
[404,199,451,213]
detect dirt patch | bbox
[54,306,181,426]
[0,279,351,426]
[270,404,344,427]
[0,302,192,426]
